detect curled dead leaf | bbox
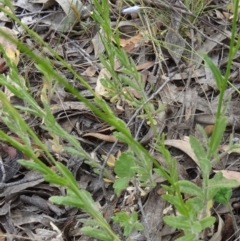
[164,137,199,166]
[205,125,215,136]
[83,133,118,142]
[106,154,116,167]
[209,213,223,241]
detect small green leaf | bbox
[56,162,77,184]
[154,168,171,183]
[131,166,150,182]
[78,218,99,226]
[81,227,113,241]
[199,216,216,230]
[18,160,54,175]
[209,117,227,156]
[112,211,143,236]
[64,146,89,158]
[112,212,129,223]
[114,152,136,178]
[162,195,187,216]
[191,221,202,233]
[213,187,232,204]
[185,197,203,213]
[204,54,224,90]
[208,173,239,200]
[209,173,240,189]
[177,180,204,199]
[44,174,67,186]
[163,216,191,229]
[50,196,85,208]
[161,184,174,193]
[113,177,130,196]
[190,135,211,175]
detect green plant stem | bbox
[201,176,209,222]
[208,0,239,158]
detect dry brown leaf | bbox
[38,0,83,31]
[141,188,165,239]
[123,86,141,99]
[95,68,111,96]
[28,0,55,9]
[205,125,215,136]
[49,133,64,153]
[119,33,144,52]
[81,66,97,77]
[97,126,115,133]
[55,0,82,21]
[103,178,114,183]
[220,214,234,241]
[13,0,42,11]
[0,5,12,22]
[50,101,89,114]
[119,33,143,47]
[83,133,118,142]
[136,61,154,70]
[164,137,199,166]
[107,154,116,167]
[0,171,43,198]
[92,31,105,58]
[164,3,185,65]
[0,58,7,73]
[209,213,223,241]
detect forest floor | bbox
[0,0,240,240]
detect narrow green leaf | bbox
[161,184,174,193]
[199,216,216,230]
[162,195,187,215]
[209,172,240,191]
[209,117,227,156]
[81,227,113,241]
[55,162,77,184]
[114,131,132,145]
[18,160,54,175]
[209,178,240,189]
[44,174,67,186]
[190,135,211,175]
[191,221,202,233]
[154,168,171,183]
[177,180,204,199]
[77,190,100,213]
[50,196,85,208]
[78,218,99,227]
[185,197,203,213]
[204,54,224,90]
[163,216,191,229]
